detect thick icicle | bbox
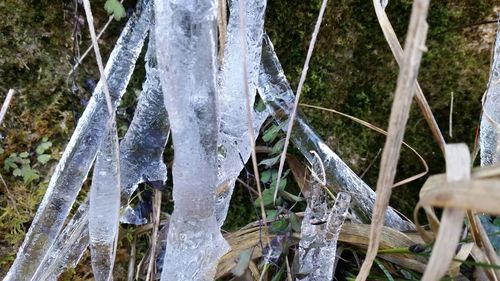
[31,200,90,281]
[4,2,152,279]
[216,0,268,225]
[258,34,413,231]
[120,35,170,225]
[297,188,350,281]
[479,20,500,253]
[89,122,121,281]
[155,0,229,279]
[28,33,170,279]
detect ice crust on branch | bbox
[154,0,229,279]
[258,34,413,231]
[215,0,268,225]
[4,2,152,280]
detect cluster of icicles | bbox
[4,0,415,280]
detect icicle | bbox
[27,32,169,279]
[120,34,170,225]
[4,2,152,280]
[155,0,229,279]
[479,20,500,254]
[89,121,121,281]
[258,34,414,231]
[216,0,268,226]
[32,200,90,281]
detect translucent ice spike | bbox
[120,35,170,225]
[480,21,500,166]
[32,199,90,281]
[89,121,121,281]
[4,2,152,279]
[29,32,170,280]
[216,0,268,226]
[155,0,229,280]
[258,34,414,231]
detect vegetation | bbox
[0,0,498,279]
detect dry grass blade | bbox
[356,0,430,279]
[373,0,445,153]
[421,144,470,281]
[300,103,429,188]
[145,189,162,281]
[0,89,14,126]
[273,0,329,203]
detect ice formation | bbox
[216,0,268,225]
[258,33,413,231]
[4,2,152,279]
[88,121,121,281]
[154,0,229,279]
[119,35,170,225]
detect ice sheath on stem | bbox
[216,0,268,225]
[4,2,152,280]
[258,34,413,231]
[29,33,170,280]
[154,0,229,280]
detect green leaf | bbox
[255,99,266,112]
[279,189,303,202]
[270,218,288,233]
[13,168,22,177]
[21,166,39,183]
[262,124,281,143]
[266,209,278,220]
[260,170,271,183]
[271,178,287,190]
[19,152,29,158]
[37,154,51,164]
[104,0,126,21]
[494,217,500,227]
[231,248,254,276]
[289,213,301,232]
[36,140,52,155]
[258,154,281,168]
[271,138,286,155]
[254,188,275,207]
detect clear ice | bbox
[479,20,500,254]
[4,1,152,279]
[120,34,170,225]
[89,121,121,281]
[154,0,229,280]
[216,0,268,226]
[258,33,413,231]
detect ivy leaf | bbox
[260,170,272,183]
[104,0,126,21]
[37,154,51,164]
[254,188,275,207]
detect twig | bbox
[356,0,430,279]
[449,92,454,138]
[127,233,137,281]
[273,0,329,203]
[146,189,162,281]
[0,89,14,126]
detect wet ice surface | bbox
[89,121,121,281]
[120,36,169,225]
[155,0,229,280]
[258,34,413,232]
[31,199,90,281]
[216,0,268,226]
[4,2,152,280]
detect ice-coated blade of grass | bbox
[31,199,90,281]
[155,0,229,280]
[258,34,413,231]
[120,35,170,225]
[4,2,152,279]
[216,0,268,226]
[89,121,121,281]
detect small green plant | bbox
[2,137,53,183]
[104,0,126,21]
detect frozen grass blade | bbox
[356,0,430,279]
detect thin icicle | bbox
[155,0,229,280]
[120,35,170,225]
[89,121,121,281]
[4,2,152,280]
[216,0,268,226]
[32,200,90,281]
[258,34,413,231]
[28,31,169,279]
